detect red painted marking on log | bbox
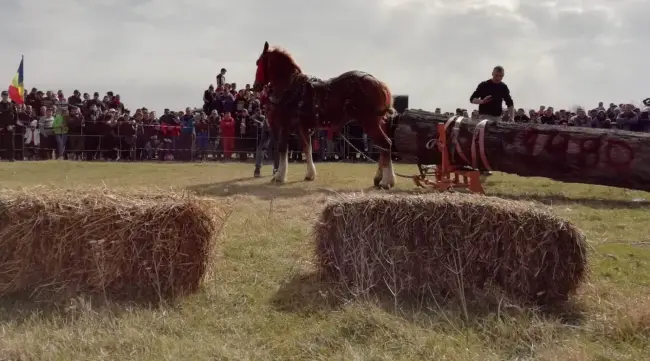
[576,138,601,168]
[603,140,634,170]
[544,131,571,161]
[522,129,538,155]
[519,130,634,171]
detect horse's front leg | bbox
[374,164,383,187]
[300,127,316,181]
[364,119,395,189]
[271,128,289,183]
[379,149,396,189]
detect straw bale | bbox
[314,193,588,306]
[0,187,230,302]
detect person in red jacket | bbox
[220,112,235,159]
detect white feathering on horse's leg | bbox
[304,143,316,181]
[379,159,396,189]
[271,152,289,183]
[374,165,383,187]
[274,151,289,183]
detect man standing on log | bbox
[469,65,514,122]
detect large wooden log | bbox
[393,109,650,192]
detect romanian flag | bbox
[8,56,24,104]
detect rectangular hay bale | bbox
[314,193,588,306]
[0,188,230,302]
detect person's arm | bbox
[469,82,485,104]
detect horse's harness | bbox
[266,72,395,154]
[268,73,330,129]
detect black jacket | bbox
[0,101,17,127]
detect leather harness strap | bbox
[470,119,493,171]
[446,116,471,165]
[440,115,493,171]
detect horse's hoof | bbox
[271,177,285,184]
[373,178,381,187]
[304,176,315,181]
[378,180,394,190]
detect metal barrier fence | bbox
[0,127,380,162]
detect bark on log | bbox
[393,109,650,192]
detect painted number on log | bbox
[521,129,634,170]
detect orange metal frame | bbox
[412,123,485,194]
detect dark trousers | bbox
[177,133,195,161]
[99,135,118,160]
[39,134,54,159]
[119,141,134,160]
[14,131,24,160]
[84,134,100,160]
[0,129,15,160]
[68,132,85,156]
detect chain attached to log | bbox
[336,134,416,179]
[339,115,493,180]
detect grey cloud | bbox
[0,0,648,112]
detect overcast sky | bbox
[1,0,648,112]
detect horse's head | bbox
[253,41,302,92]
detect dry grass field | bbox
[0,161,649,361]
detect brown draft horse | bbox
[252,41,398,189]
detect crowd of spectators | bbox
[0,78,374,162]
[444,100,650,132]
[1,72,648,163]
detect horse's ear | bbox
[263,41,269,53]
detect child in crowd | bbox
[24,119,40,160]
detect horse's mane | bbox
[269,47,302,73]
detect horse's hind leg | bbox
[272,128,289,183]
[364,118,395,189]
[299,127,316,181]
